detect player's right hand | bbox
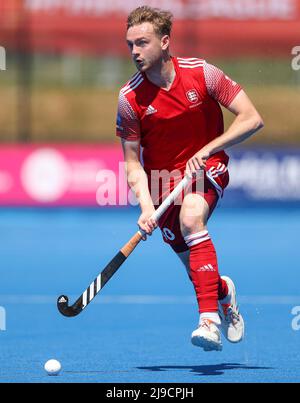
[185,148,210,178]
[138,208,157,240]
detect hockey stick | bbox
[57,175,190,317]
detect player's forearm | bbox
[205,112,264,156]
[125,161,154,212]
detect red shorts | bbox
[157,167,229,253]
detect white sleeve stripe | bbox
[121,74,142,92]
[178,64,204,69]
[122,77,144,95]
[177,57,203,62]
[178,60,204,65]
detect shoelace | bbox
[224,306,240,325]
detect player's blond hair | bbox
[127,6,173,37]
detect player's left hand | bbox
[186,148,210,178]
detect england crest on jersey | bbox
[186,89,199,104]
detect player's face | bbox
[126,23,169,72]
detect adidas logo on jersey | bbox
[146,105,157,115]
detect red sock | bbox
[185,231,228,313]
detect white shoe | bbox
[191,319,222,351]
[218,276,245,343]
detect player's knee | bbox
[180,194,208,236]
[180,214,206,237]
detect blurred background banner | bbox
[0,144,125,206]
[0,0,299,206]
[225,148,300,206]
[0,145,299,206]
[1,0,299,57]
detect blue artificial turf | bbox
[0,206,300,383]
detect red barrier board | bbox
[0,144,129,206]
[0,0,299,57]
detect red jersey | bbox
[116,57,241,172]
[116,56,242,198]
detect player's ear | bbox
[161,35,170,51]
